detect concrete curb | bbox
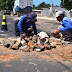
[37,17,57,20]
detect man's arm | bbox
[60,20,72,32]
[17,15,26,37]
[53,20,72,38]
[17,16,25,34]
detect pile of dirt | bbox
[0,45,72,63]
[0,54,20,62]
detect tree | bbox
[0,0,15,11]
[61,0,64,7]
[46,4,51,8]
[33,2,51,10]
[69,0,72,2]
[33,4,35,8]
[61,0,72,10]
[38,2,47,8]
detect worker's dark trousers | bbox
[23,26,34,37]
[21,26,34,39]
[58,25,72,41]
[15,20,20,37]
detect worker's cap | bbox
[55,11,64,18]
[27,12,37,22]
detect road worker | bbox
[17,12,37,38]
[53,11,72,41]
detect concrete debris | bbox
[1,38,16,48]
[37,31,49,39]
[19,45,28,50]
[28,40,36,51]
[20,40,26,46]
[19,45,30,52]
[51,32,61,38]
[35,48,41,52]
[0,31,69,52]
[32,35,37,43]
[50,42,56,48]
[16,37,21,41]
[37,44,44,49]
[11,41,22,50]
[44,43,50,50]
[37,31,49,45]
[49,37,62,45]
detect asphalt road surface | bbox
[0,15,72,72]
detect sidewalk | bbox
[37,16,57,20]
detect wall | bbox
[69,11,72,17]
[41,9,50,16]
[19,0,33,8]
[41,7,70,17]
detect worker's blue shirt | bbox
[60,17,72,32]
[17,15,37,35]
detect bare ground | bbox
[0,16,72,63]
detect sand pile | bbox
[0,54,20,62]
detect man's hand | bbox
[51,33,58,38]
[51,29,61,38]
[22,33,26,38]
[55,29,60,34]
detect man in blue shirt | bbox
[17,12,37,38]
[54,11,72,41]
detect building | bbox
[41,6,70,17]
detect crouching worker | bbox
[17,12,37,38]
[53,11,72,41]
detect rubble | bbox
[0,31,70,52]
[19,45,29,52]
[35,48,41,52]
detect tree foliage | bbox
[0,0,15,11]
[33,2,51,10]
[0,1,51,11]
[61,0,72,10]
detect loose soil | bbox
[0,44,72,63]
[0,53,20,62]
